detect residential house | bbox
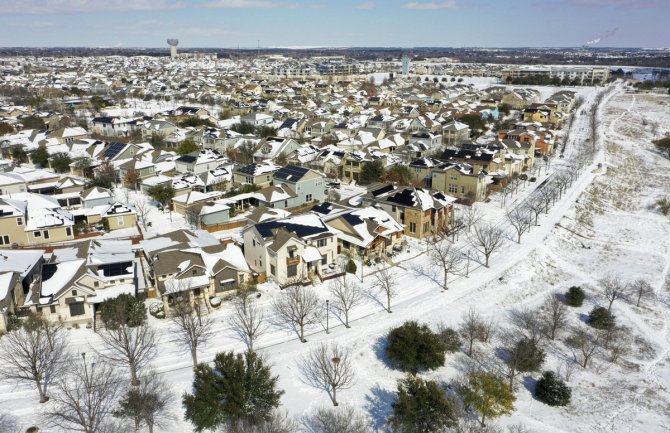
[371,186,456,239]
[272,165,326,207]
[0,193,75,246]
[175,149,227,175]
[243,213,338,286]
[442,121,471,146]
[431,162,491,202]
[233,161,280,187]
[316,203,404,258]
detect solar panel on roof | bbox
[104,142,126,159]
[41,263,58,282]
[275,165,308,181]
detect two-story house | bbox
[243,213,337,286]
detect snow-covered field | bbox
[2,85,670,432]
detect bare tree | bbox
[97,320,157,386]
[541,293,568,340]
[301,343,356,406]
[538,185,556,214]
[471,223,505,267]
[273,285,321,343]
[506,205,531,244]
[631,278,654,307]
[601,276,626,312]
[459,309,487,357]
[422,237,464,291]
[222,410,297,433]
[238,139,259,164]
[372,266,398,313]
[44,354,123,433]
[229,294,268,352]
[510,308,545,347]
[461,205,483,232]
[132,197,153,230]
[114,370,175,433]
[184,207,202,230]
[0,316,69,403]
[566,328,600,368]
[170,299,215,367]
[302,405,371,433]
[329,274,363,328]
[526,197,544,226]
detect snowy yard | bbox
[2,86,670,433]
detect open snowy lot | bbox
[2,86,669,432]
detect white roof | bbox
[302,246,322,263]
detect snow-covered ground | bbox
[2,85,669,432]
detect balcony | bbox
[286,256,301,266]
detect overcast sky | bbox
[0,0,668,48]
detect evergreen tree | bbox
[99,293,147,329]
[147,184,175,211]
[535,371,571,406]
[30,144,49,167]
[390,375,459,433]
[176,139,199,155]
[50,152,72,173]
[386,321,447,374]
[588,307,615,330]
[183,351,284,432]
[565,286,585,307]
[360,159,385,184]
[462,371,515,427]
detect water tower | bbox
[401,55,410,75]
[167,38,179,59]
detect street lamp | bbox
[326,299,330,334]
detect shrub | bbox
[99,293,146,328]
[386,321,447,374]
[529,177,537,182]
[657,198,670,216]
[390,375,459,432]
[149,303,165,319]
[565,286,585,307]
[345,259,357,274]
[535,371,571,406]
[437,325,461,353]
[588,307,615,330]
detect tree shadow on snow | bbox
[365,384,396,433]
[372,335,396,370]
[523,375,538,395]
[363,287,387,312]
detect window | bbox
[305,194,312,202]
[94,281,99,288]
[270,264,276,276]
[117,216,125,226]
[69,302,85,317]
[321,254,327,265]
[0,235,9,245]
[409,222,416,233]
[450,175,458,181]
[16,217,23,226]
[448,184,458,193]
[192,269,197,275]
[287,265,298,277]
[391,205,397,212]
[50,305,56,314]
[33,231,41,238]
[461,186,465,194]
[43,231,49,240]
[317,238,327,248]
[66,227,72,237]
[72,290,78,296]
